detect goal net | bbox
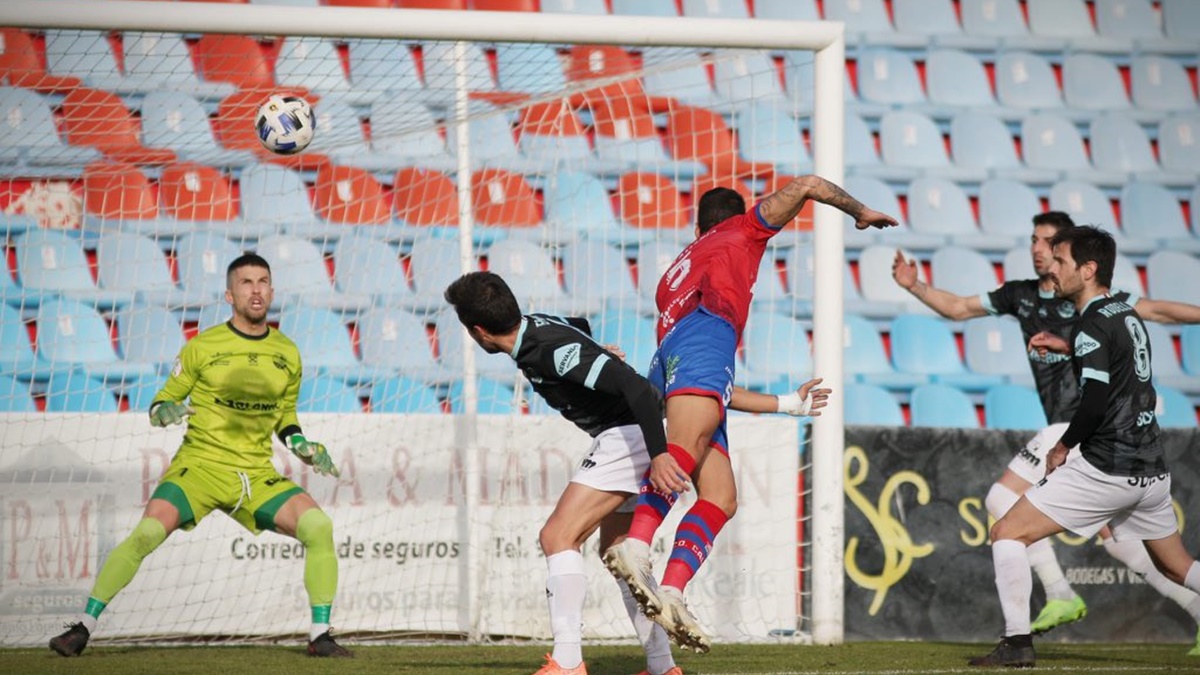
[0,0,847,648]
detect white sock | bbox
[80,614,98,634]
[309,622,329,641]
[1026,538,1075,602]
[546,550,587,669]
[1185,561,1200,595]
[618,577,675,675]
[1104,538,1200,621]
[993,539,1033,637]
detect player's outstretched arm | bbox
[1133,298,1200,325]
[729,378,831,416]
[892,249,989,321]
[756,175,899,230]
[1028,331,1071,357]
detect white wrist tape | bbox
[776,391,811,416]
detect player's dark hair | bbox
[1032,211,1075,233]
[225,253,271,287]
[696,187,745,234]
[444,271,522,334]
[1051,225,1115,288]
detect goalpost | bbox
[0,0,845,647]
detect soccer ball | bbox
[255,95,315,155]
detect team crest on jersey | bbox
[1057,302,1075,318]
[1074,331,1101,357]
[171,357,182,377]
[554,343,581,376]
[272,354,287,370]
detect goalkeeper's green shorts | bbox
[151,458,304,534]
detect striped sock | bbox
[628,443,696,544]
[662,499,729,591]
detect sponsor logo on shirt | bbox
[553,343,581,376]
[1074,331,1101,357]
[171,357,182,377]
[214,397,280,412]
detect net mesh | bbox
[0,21,820,646]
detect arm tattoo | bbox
[757,175,866,227]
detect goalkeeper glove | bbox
[149,401,194,427]
[288,434,340,478]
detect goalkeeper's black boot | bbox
[49,622,90,657]
[308,631,353,658]
[968,634,1035,668]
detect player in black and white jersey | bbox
[893,212,1200,643]
[444,271,828,675]
[969,225,1200,667]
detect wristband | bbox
[777,391,810,416]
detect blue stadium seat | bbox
[643,48,730,113]
[15,230,129,311]
[949,111,1059,188]
[734,100,811,175]
[35,299,156,383]
[823,0,926,49]
[45,29,157,96]
[905,178,985,241]
[635,241,686,309]
[277,305,370,383]
[977,179,1043,245]
[0,87,102,173]
[995,52,1082,121]
[841,177,942,251]
[682,0,748,18]
[1146,322,1200,395]
[448,377,520,414]
[346,38,439,109]
[1110,253,1145,297]
[959,0,1061,52]
[255,235,371,314]
[140,91,256,168]
[0,303,43,381]
[115,304,185,371]
[96,233,211,309]
[963,316,1035,387]
[1095,0,1193,54]
[1157,113,1200,175]
[274,37,361,104]
[856,245,935,313]
[1181,325,1200,378]
[118,373,167,411]
[307,98,417,175]
[1063,54,1151,119]
[357,308,440,381]
[892,0,996,51]
[844,314,926,390]
[853,49,929,109]
[843,383,905,426]
[713,49,788,106]
[612,0,677,16]
[331,234,419,308]
[174,232,243,306]
[0,373,37,412]
[43,370,119,413]
[448,102,553,174]
[541,0,608,13]
[195,302,229,333]
[422,43,503,111]
[1131,56,1199,112]
[1163,0,1200,40]
[754,0,819,21]
[1026,0,1127,53]
[786,246,901,319]
[409,236,474,312]
[123,32,236,103]
[1048,181,1156,255]
[591,307,658,376]
[930,246,999,299]
[560,240,640,316]
[984,384,1048,430]
[370,375,443,414]
[879,110,987,184]
[238,164,322,243]
[910,383,979,428]
[1155,384,1197,428]
[891,314,1006,391]
[1003,246,1036,281]
[739,309,811,390]
[435,310,519,384]
[298,375,363,414]
[1120,182,1200,253]
[485,239,569,314]
[1022,115,1127,189]
[927,50,1021,122]
[751,253,790,315]
[496,43,569,96]
[543,172,635,245]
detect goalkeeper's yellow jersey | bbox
[154,322,302,470]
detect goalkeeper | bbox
[50,254,350,658]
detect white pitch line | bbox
[732,668,1187,675]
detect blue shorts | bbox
[647,308,736,454]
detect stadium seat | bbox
[43,370,119,413]
[0,304,42,381]
[0,373,37,412]
[448,378,520,415]
[591,99,705,178]
[616,173,689,232]
[518,101,629,178]
[681,0,747,18]
[959,0,1060,51]
[1147,251,1200,306]
[1049,181,1156,255]
[856,245,936,313]
[435,310,519,383]
[193,34,283,92]
[611,0,678,16]
[159,161,253,243]
[642,48,730,113]
[1131,56,1199,112]
[174,232,244,305]
[1094,0,1193,54]
[449,102,551,174]
[750,251,790,315]
[1026,0,1127,53]
[14,229,128,311]
[1155,384,1198,429]
[1145,322,1199,395]
[306,99,417,175]
[117,373,167,412]
[844,112,915,185]
[878,110,987,184]
[963,316,1036,387]
[785,245,900,319]
[278,305,374,384]
[332,234,420,308]
[891,314,1006,391]
[0,28,83,94]
[1162,0,1200,40]
[910,383,980,428]
[839,178,940,252]
[97,233,211,309]
[391,167,459,241]
[1003,246,1036,281]
[423,43,527,109]
[1182,325,1200,377]
[905,178,987,241]
[81,160,186,241]
[496,43,570,97]
[926,50,1022,123]
[712,49,788,107]
[123,32,236,103]
[892,0,996,51]
[1022,115,1127,189]
[370,375,443,414]
[1119,182,1200,253]
[733,100,812,176]
[1063,55,1159,124]
[274,37,366,105]
[977,179,1045,245]
[471,169,543,239]
[298,375,363,413]
[930,246,1000,299]
[356,308,441,382]
[35,299,155,383]
[312,164,393,238]
[634,239,686,308]
[45,29,156,96]
[59,87,176,166]
[368,99,457,173]
[842,383,905,426]
[1110,253,1145,297]
[844,314,926,390]
[995,52,1082,121]
[255,235,371,314]
[408,236,473,311]
[853,49,929,110]
[823,0,926,49]
[195,302,230,332]
[542,171,632,245]
[484,239,569,314]
[212,90,328,171]
[1158,114,1200,175]
[984,384,1047,430]
[115,304,186,371]
[754,0,819,21]
[949,111,1059,188]
[139,91,257,168]
[345,38,439,108]
[0,87,102,173]
[739,309,812,390]
[591,307,658,375]
[541,0,608,13]
[237,164,323,243]
[560,240,640,316]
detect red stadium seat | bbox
[159,162,238,222]
[194,34,306,93]
[565,45,674,113]
[691,174,753,203]
[667,105,773,181]
[590,97,660,143]
[472,168,541,228]
[617,172,687,229]
[314,164,392,226]
[0,29,82,93]
[60,88,176,165]
[473,0,538,10]
[212,90,328,170]
[393,167,459,227]
[325,0,393,5]
[396,0,466,7]
[82,161,160,221]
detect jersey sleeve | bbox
[1073,315,1111,385]
[564,316,593,338]
[276,348,302,438]
[152,338,199,407]
[742,203,781,241]
[981,281,1020,316]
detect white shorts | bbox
[1025,452,1178,541]
[571,424,650,513]
[1007,422,1071,485]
